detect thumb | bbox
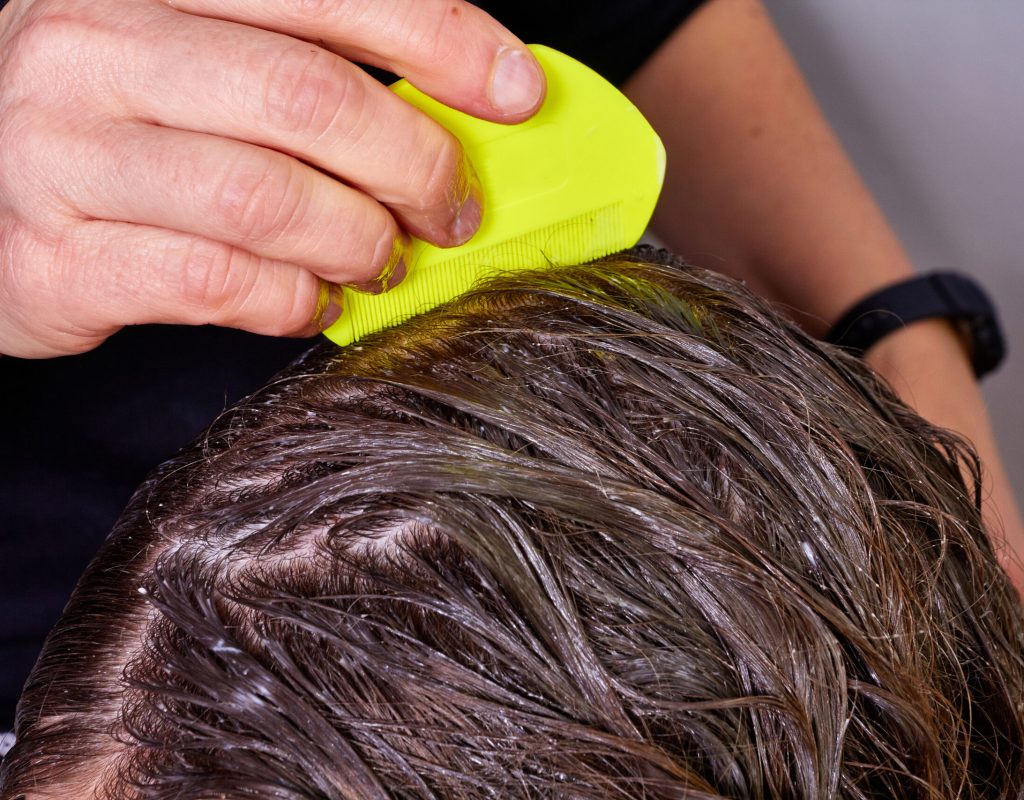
[170,0,547,121]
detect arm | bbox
[623,0,1024,590]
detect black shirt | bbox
[0,0,702,728]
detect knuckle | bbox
[208,156,304,245]
[51,227,94,298]
[0,103,76,218]
[0,222,89,348]
[280,0,344,17]
[402,1,464,65]
[3,5,92,83]
[0,224,43,304]
[259,44,356,138]
[176,237,243,311]
[0,102,29,192]
[5,7,72,60]
[174,236,314,336]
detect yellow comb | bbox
[323,44,665,346]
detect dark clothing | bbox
[0,0,701,728]
[473,1,698,87]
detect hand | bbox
[0,0,545,357]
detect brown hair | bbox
[3,249,1023,799]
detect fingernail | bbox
[351,236,409,294]
[489,46,544,116]
[313,281,344,331]
[449,154,484,245]
[383,253,408,289]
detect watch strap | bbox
[824,272,1006,378]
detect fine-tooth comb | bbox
[323,44,665,346]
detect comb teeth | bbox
[323,46,666,348]
[344,202,625,344]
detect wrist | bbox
[826,272,1005,379]
[865,318,982,431]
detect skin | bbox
[624,0,1024,591]
[0,0,545,356]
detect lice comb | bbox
[323,44,665,346]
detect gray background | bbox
[763,0,1024,499]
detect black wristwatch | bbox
[824,272,1006,379]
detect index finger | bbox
[168,0,547,121]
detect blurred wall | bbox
[764,0,1024,501]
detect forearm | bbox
[623,0,914,336]
[624,0,1024,589]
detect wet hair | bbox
[2,249,1023,799]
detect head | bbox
[3,249,1023,799]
